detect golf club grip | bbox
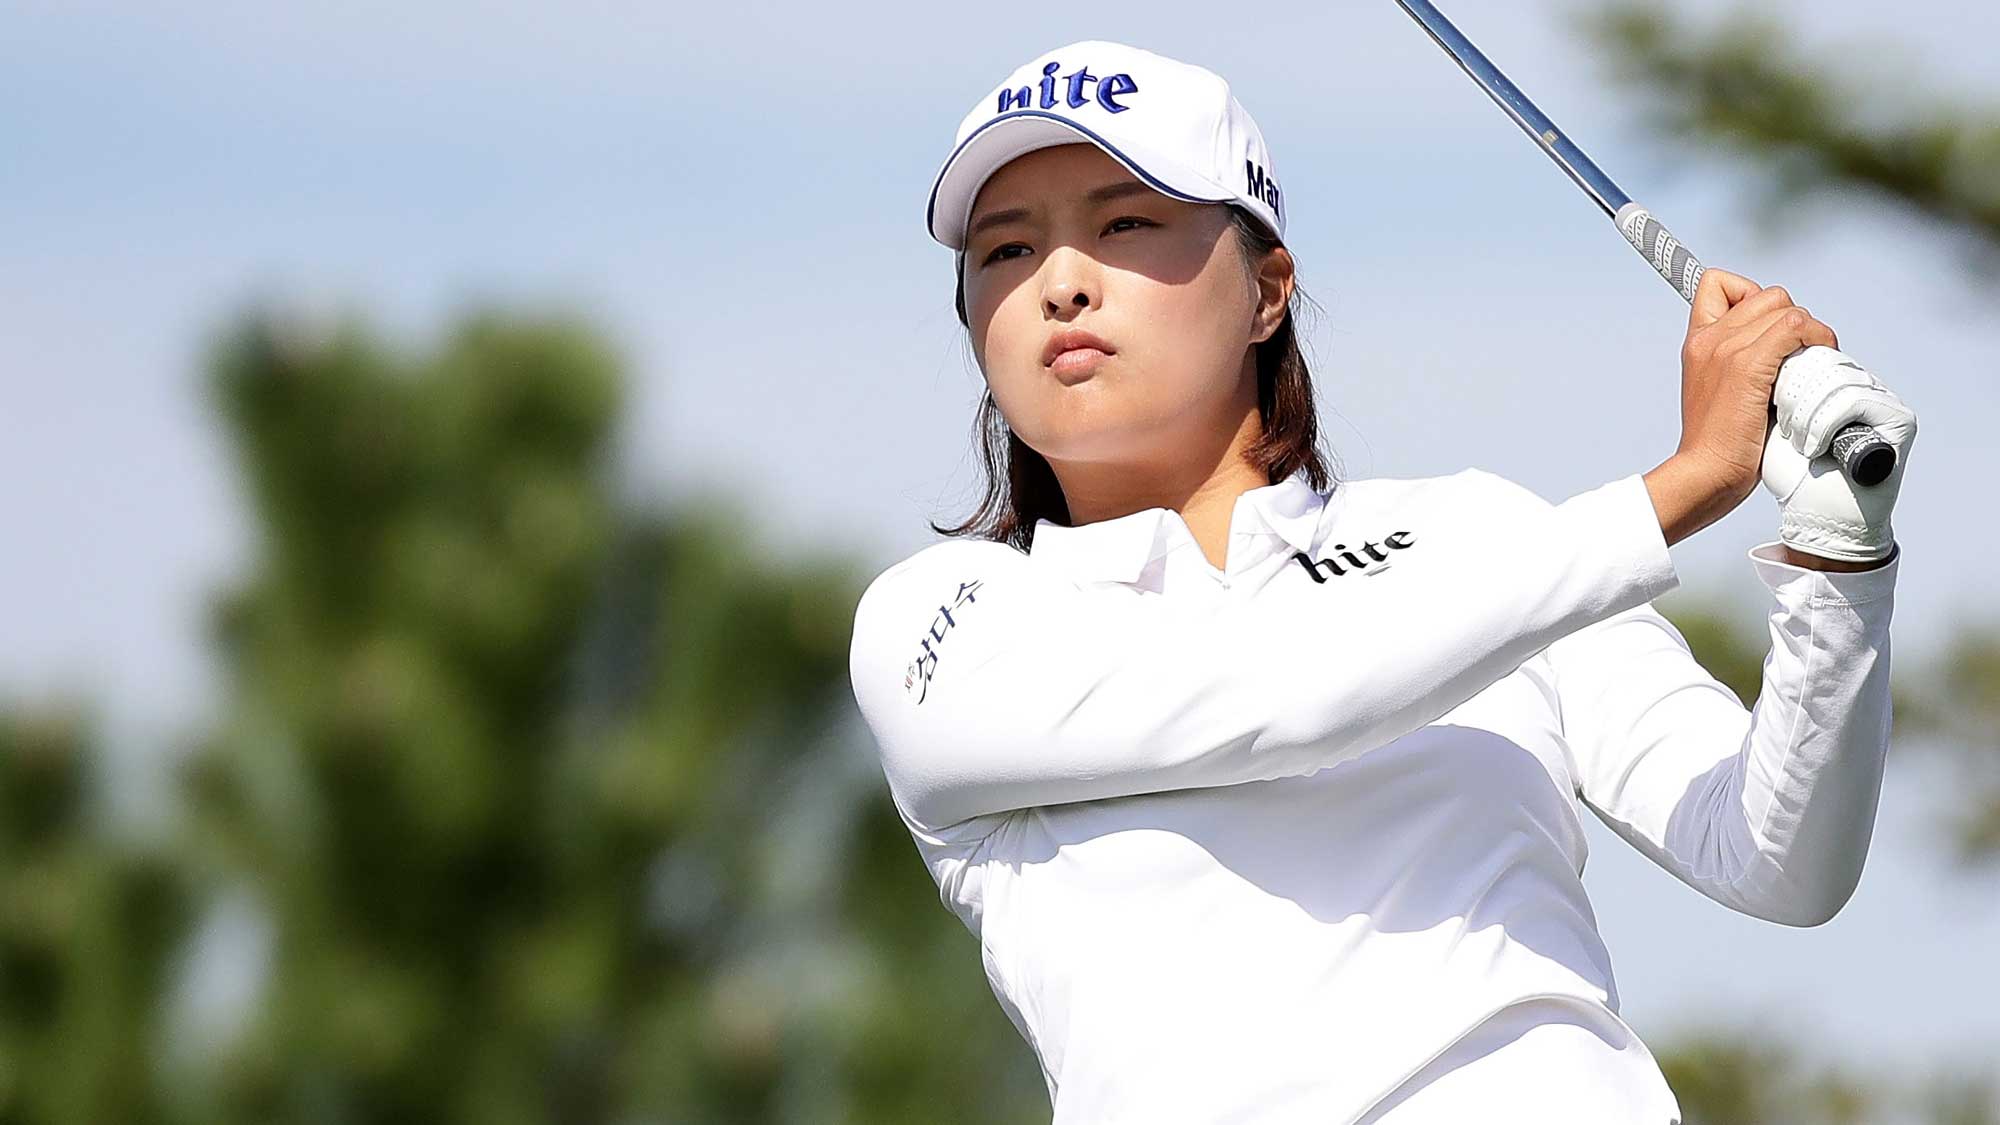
[1613,205,1897,488]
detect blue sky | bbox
[4,0,1997,1084]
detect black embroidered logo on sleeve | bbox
[904,578,985,704]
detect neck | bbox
[1047,403,1269,573]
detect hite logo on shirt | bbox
[1291,531,1417,581]
[903,578,985,704]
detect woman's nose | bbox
[1041,250,1098,315]
[1045,289,1091,315]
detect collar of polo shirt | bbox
[1027,466,1329,584]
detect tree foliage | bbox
[1906,629,2000,864]
[1653,1023,1995,1125]
[1,306,1046,1122]
[1575,1,2000,273]
[0,706,194,1125]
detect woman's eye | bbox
[980,218,1154,265]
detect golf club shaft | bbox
[1391,0,1896,487]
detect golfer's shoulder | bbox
[1337,466,1555,519]
[852,537,1027,636]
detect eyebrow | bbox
[967,180,1160,241]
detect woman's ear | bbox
[1250,245,1295,345]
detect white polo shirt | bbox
[846,466,1899,1124]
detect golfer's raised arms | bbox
[1547,549,1898,929]
[849,468,1677,834]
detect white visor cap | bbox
[926,40,1286,252]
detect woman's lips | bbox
[1049,347,1111,380]
[1042,328,1117,367]
[1043,328,1117,381]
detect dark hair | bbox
[930,204,1339,551]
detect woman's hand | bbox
[1643,268,1840,546]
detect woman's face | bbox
[961,142,1279,468]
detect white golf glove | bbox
[1761,345,1918,563]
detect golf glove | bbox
[1761,345,1918,564]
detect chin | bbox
[1020,416,1170,469]
[1002,373,1181,449]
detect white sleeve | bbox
[848,469,1679,835]
[1548,541,1900,927]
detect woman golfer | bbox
[847,40,1916,1124]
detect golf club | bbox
[1393,0,1898,487]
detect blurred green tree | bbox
[1904,629,2000,864]
[1642,1022,1994,1125]
[1655,596,1764,706]
[168,306,1044,1123]
[1575,2,2000,268]
[0,705,194,1125]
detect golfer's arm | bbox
[849,470,1679,835]
[1554,544,1900,927]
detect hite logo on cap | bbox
[996,60,1141,117]
[927,40,1289,251]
